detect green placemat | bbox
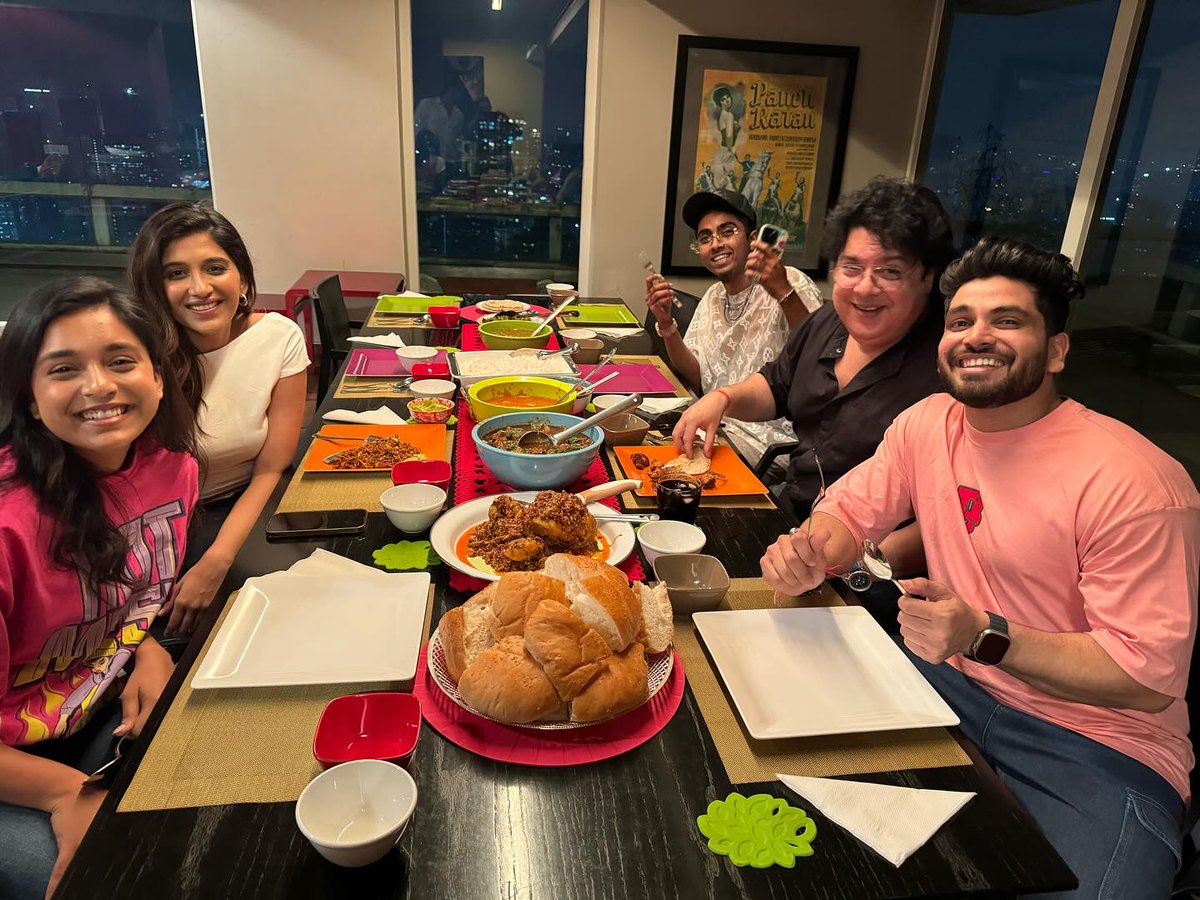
[375,294,461,313]
[562,304,639,325]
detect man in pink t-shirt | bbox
[762,237,1200,899]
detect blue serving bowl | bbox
[472,411,603,491]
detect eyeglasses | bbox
[690,223,741,254]
[832,262,915,288]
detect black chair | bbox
[305,274,363,405]
[643,288,701,381]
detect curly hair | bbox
[0,277,196,586]
[822,177,956,297]
[127,202,256,415]
[939,236,1084,335]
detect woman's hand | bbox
[115,636,174,738]
[644,273,676,326]
[46,784,106,899]
[164,553,230,636]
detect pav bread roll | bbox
[542,554,641,651]
[570,642,649,722]
[487,572,567,640]
[439,589,497,681]
[523,599,611,701]
[636,582,674,654]
[457,636,562,723]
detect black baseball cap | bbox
[682,189,757,231]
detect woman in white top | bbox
[129,203,309,635]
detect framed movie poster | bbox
[660,36,858,277]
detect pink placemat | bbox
[346,347,447,377]
[448,398,646,594]
[414,646,684,766]
[461,324,561,352]
[577,363,677,394]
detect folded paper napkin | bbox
[638,396,689,416]
[587,326,645,339]
[348,332,407,348]
[777,773,975,867]
[322,405,407,426]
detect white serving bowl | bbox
[295,759,417,868]
[594,394,641,413]
[558,327,597,343]
[409,378,456,401]
[637,520,706,566]
[394,346,438,372]
[380,484,446,533]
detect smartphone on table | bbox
[265,509,368,541]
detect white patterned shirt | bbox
[684,267,822,464]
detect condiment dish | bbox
[637,520,706,566]
[380,484,446,533]
[295,759,417,867]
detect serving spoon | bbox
[515,393,644,451]
[529,294,577,338]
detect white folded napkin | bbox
[638,396,689,416]
[588,326,645,340]
[777,773,975,867]
[286,549,397,582]
[348,332,407,348]
[322,405,407,426]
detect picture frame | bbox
[660,36,858,278]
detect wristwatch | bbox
[964,611,1010,665]
[655,318,679,337]
[842,560,874,593]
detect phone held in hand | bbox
[757,224,789,251]
[265,509,368,541]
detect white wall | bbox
[583,0,938,314]
[192,0,410,294]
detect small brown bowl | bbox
[652,553,731,616]
[600,413,650,447]
[573,338,604,365]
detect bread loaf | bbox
[440,590,496,681]
[457,636,562,723]
[543,553,641,651]
[487,572,567,640]
[636,582,674,654]
[570,642,649,722]
[523,599,611,701]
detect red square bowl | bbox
[391,459,452,492]
[411,361,451,379]
[313,692,422,770]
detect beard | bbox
[938,346,1049,409]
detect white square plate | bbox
[191,572,430,690]
[692,607,960,740]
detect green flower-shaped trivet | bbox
[697,792,817,868]
[373,540,442,571]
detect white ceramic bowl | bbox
[380,484,446,533]
[595,394,641,413]
[295,759,417,868]
[637,520,706,566]
[394,346,438,373]
[409,378,456,400]
[558,327,597,343]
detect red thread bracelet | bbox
[715,387,733,408]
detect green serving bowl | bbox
[477,319,553,351]
[467,375,576,422]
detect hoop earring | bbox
[238,293,250,309]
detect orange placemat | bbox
[302,424,448,473]
[612,444,770,497]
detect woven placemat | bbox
[677,578,970,785]
[119,584,436,812]
[275,431,455,513]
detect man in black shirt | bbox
[673,177,955,599]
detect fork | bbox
[339,378,412,393]
[803,448,827,548]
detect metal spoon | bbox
[529,294,577,338]
[508,342,578,359]
[340,377,412,393]
[860,538,923,597]
[516,393,644,451]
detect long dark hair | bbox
[127,202,256,414]
[0,277,197,586]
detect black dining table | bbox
[57,296,1076,899]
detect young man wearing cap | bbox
[645,189,822,467]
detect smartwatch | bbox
[964,611,1010,666]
